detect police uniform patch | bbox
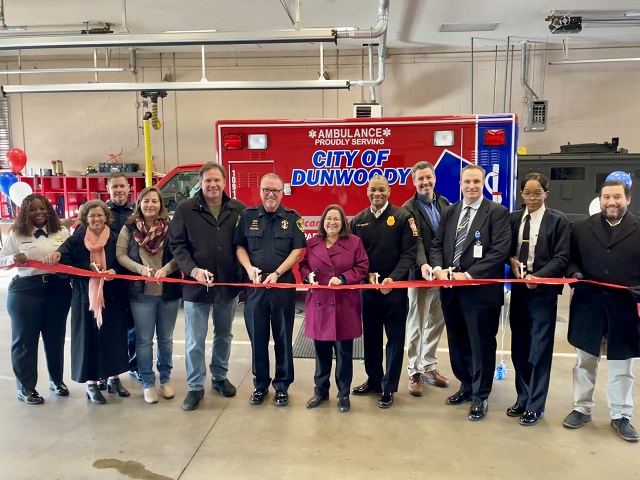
[56,235,63,242]
[296,218,304,233]
[281,220,289,230]
[408,218,419,237]
[387,216,395,226]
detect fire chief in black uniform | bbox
[234,173,306,408]
[350,174,419,408]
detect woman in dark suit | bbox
[0,194,71,404]
[299,204,369,412]
[506,173,570,426]
[48,200,130,404]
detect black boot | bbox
[86,384,106,404]
[107,378,130,397]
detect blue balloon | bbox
[606,171,632,189]
[0,172,18,197]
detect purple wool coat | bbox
[299,234,369,341]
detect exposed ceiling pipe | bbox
[0,0,389,51]
[520,41,539,100]
[129,47,137,74]
[549,57,640,65]
[1,80,351,94]
[1,0,390,94]
[335,0,389,40]
[1,67,125,75]
[367,43,376,102]
[120,0,130,34]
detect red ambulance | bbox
[157,114,519,237]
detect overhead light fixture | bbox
[439,22,499,33]
[0,25,26,31]
[1,67,125,75]
[2,79,351,94]
[624,12,640,17]
[164,29,218,34]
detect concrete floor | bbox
[0,269,638,480]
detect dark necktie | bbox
[518,214,531,267]
[453,206,470,268]
[34,229,48,239]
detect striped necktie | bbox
[453,206,470,268]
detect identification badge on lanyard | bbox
[473,231,483,258]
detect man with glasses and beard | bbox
[563,180,640,442]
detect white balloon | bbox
[9,181,33,206]
[588,197,600,216]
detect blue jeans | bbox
[184,297,238,391]
[130,296,180,389]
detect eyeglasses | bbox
[261,188,283,195]
[521,192,545,199]
[87,214,106,219]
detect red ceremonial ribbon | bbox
[1,260,635,293]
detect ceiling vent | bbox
[353,103,382,118]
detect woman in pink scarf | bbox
[55,200,130,404]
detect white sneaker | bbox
[143,387,158,404]
[160,383,175,399]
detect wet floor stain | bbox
[93,459,173,480]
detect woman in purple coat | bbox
[299,204,369,412]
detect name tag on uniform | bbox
[473,245,483,258]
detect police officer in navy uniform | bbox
[234,173,306,407]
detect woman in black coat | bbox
[48,200,130,404]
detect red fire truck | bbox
[157,114,519,237]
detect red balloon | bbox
[6,148,27,174]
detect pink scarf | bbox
[84,227,110,329]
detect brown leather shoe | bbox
[408,373,424,396]
[423,370,449,388]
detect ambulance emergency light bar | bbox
[1,80,350,94]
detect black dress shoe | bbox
[49,381,69,396]
[519,411,544,426]
[468,398,488,421]
[351,382,382,396]
[274,390,289,407]
[506,402,526,417]
[211,378,237,397]
[306,394,329,409]
[249,388,269,406]
[182,389,205,411]
[107,378,130,397]
[445,390,473,405]
[18,388,45,405]
[98,378,107,391]
[378,392,394,409]
[338,396,350,412]
[86,384,106,404]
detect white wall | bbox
[3,43,640,175]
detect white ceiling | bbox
[2,0,640,56]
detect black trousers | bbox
[441,290,501,400]
[7,275,71,390]
[361,289,408,393]
[244,287,295,391]
[314,339,353,398]
[509,285,558,413]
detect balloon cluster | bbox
[1,148,33,205]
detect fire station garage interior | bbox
[1,1,640,479]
